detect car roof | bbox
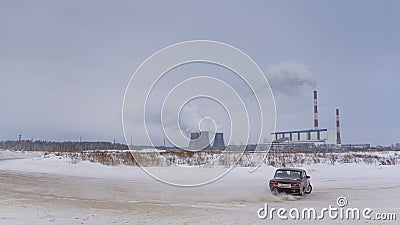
[276,168,305,172]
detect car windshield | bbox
[274,170,301,179]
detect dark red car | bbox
[269,168,312,196]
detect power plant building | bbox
[271,90,340,146]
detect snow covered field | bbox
[0,150,399,224]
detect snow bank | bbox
[0,149,43,160]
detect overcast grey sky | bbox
[1,0,399,146]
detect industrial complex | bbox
[272,91,338,146]
[188,131,226,151]
[182,90,370,152]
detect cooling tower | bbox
[190,132,200,140]
[212,133,226,150]
[188,131,210,150]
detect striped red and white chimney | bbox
[313,90,319,129]
[336,108,341,145]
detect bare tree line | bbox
[0,140,128,151]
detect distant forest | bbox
[0,140,129,151]
[1,139,399,152]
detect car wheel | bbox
[272,188,279,196]
[305,184,312,194]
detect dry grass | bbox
[52,150,400,167]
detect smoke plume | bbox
[265,60,317,96]
[179,103,202,133]
[179,102,224,135]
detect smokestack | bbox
[212,133,225,150]
[314,90,319,129]
[336,109,341,145]
[188,131,210,150]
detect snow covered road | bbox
[0,151,399,224]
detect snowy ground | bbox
[0,150,399,224]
